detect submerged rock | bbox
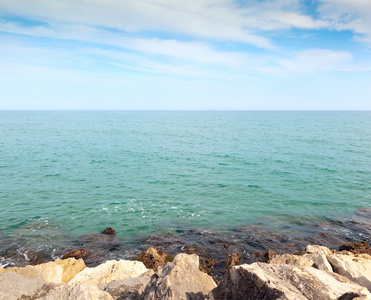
[142,253,216,300]
[210,262,371,300]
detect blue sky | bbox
[0,0,370,110]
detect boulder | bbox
[135,247,173,271]
[54,258,86,283]
[141,253,216,300]
[2,258,85,283]
[269,252,333,272]
[39,283,113,300]
[3,261,63,283]
[305,244,334,255]
[210,262,371,300]
[69,259,148,286]
[0,272,58,300]
[100,277,151,300]
[326,252,371,292]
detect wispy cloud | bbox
[318,0,371,45]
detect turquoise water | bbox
[0,111,370,265]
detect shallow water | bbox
[0,111,370,267]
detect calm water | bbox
[0,111,370,267]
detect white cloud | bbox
[277,49,352,73]
[318,0,371,44]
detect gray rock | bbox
[0,272,58,300]
[210,262,371,300]
[100,277,151,300]
[141,253,217,300]
[39,283,113,300]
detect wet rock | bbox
[135,247,173,272]
[185,247,207,257]
[270,252,333,272]
[308,232,347,250]
[142,253,216,300]
[225,253,241,271]
[263,250,276,263]
[79,232,121,251]
[326,251,371,292]
[100,277,151,300]
[63,248,91,260]
[200,257,217,276]
[235,224,307,254]
[102,227,116,235]
[355,207,371,219]
[210,262,371,300]
[339,241,371,255]
[69,259,148,286]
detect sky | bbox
[0,0,371,110]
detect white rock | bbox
[270,252,333,272]
[210,262,371,300]
[69,259,148,286]
[327,252,371,292]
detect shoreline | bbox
[1,207,370,280]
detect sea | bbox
[0,111,370,269]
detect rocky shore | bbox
[1,239,371,299]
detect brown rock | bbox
[63,249,91,260]
[339,241,371,255]
[226,253,241,271]
[200,257,217,276]
[135,247,173,271]
[264,250,276,262]
[102,227,116,235]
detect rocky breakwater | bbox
[1,243,371,299]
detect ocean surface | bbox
[0,111,370,268]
